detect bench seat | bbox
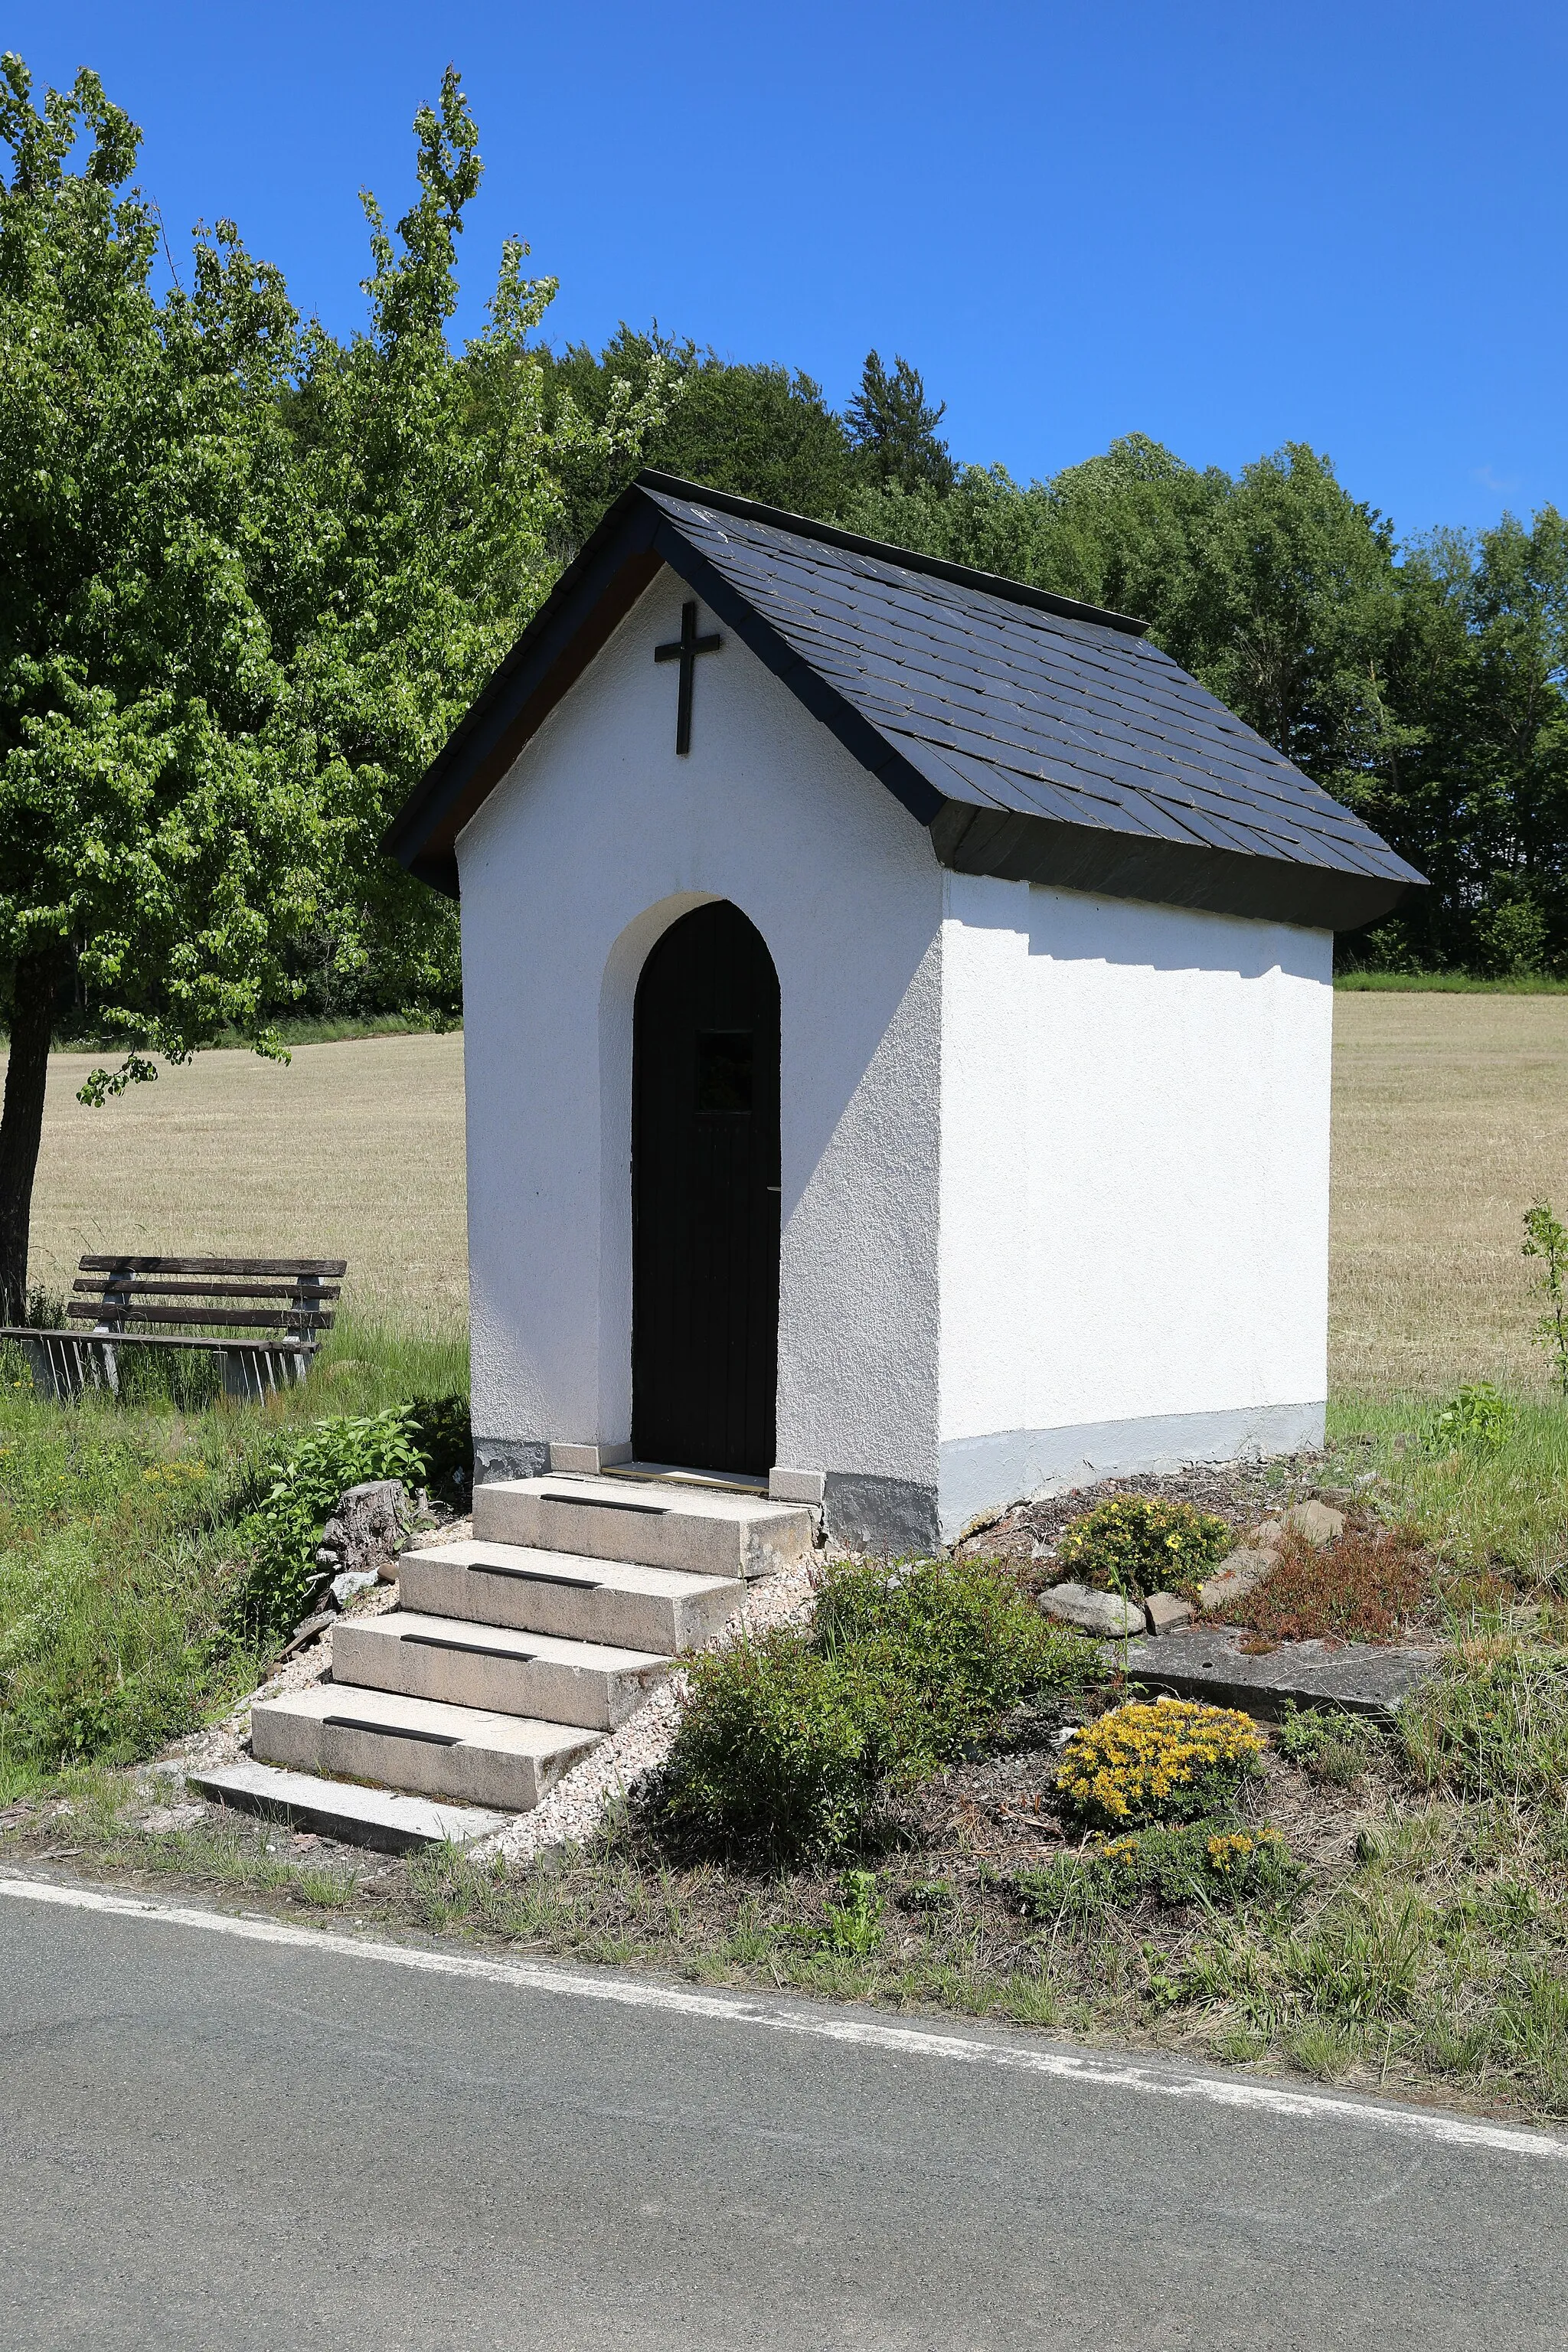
[0,1254,346,1401]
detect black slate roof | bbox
[387,472,1423,931]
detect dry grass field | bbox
[19,1032,468,1333]
[1331,992,1568,1393]
[9,995,1568,1387]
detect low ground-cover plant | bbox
[655,1556,1098,1865]
[1017,1821,1298,1916]
[1051,1494,1232,1599]
[1230,1521,1429,1645]
[1055,1697,1263,1830]
[1276,1702,1387,1785]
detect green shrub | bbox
[1017,1821,1298,1916]
[656,1557,1099,1864]
[656,1631,889,1866]
[1052,1494,1232,1599]
[236,1407,430,1639]
[815,1553,1093,1765]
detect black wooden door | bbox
[632,902,780,1474]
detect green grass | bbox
[1327,1389,1568,1583]
[0,1314,467,1796]
[1334,972,1568,993]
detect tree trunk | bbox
[0,954,60,1325]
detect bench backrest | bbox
[66,1256,346,1344]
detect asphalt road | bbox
[3,1877,1566,2351]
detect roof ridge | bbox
[636,471,1152,639]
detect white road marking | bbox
[5,1871,1563,2162]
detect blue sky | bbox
[13,2,1566,541]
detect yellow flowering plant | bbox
[1055,1697,1264,1829]
[1051,1494,1232,1600]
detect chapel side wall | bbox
[456,565,945,1534]
[936,873,1334,1539]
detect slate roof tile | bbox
[646,483,1419,893]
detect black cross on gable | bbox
[654,599,721,754]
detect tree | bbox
[0,55,319,1318]
[845,351,956,495]
[0,57,665,1314]
[537,326,854,549]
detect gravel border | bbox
[475,1554,822,1864]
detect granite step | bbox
[472,1474,813,1580]
[397,1539,746,1655]
[249,1683,602,1812]
[190,1759,508,1851]
[332,1610,672,1731]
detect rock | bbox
[279,1610,337,1661]
[1198,1547,1279,1615]
[1145,1591,1195,1637]
[1284,1499,1344,1547]
[315,1479,413,1584]
[329,1569,381,1609]
[137,1802,208,1834]
[1040,1581,1147,1638]
[1250,1518,1287,1550]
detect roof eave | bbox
[929,801,1422,932]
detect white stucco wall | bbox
[936,873,1334,1536]
[456,562,1336,1550]
[456,565,944,1519]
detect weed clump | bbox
[1051,1494,1232,1600]
[1276,1703,1387,1785]
[1230,1521,1429,1645]
[1427,1382,1515,1458]
[655,1556,1098,1866]
[1055,1697,1263,1831]
[1400,1641,1568,1801]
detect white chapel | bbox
[387,474,1423,1551]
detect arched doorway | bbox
[632,901,780,1474]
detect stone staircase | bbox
[194,1472,815,1848]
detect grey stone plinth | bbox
[472,1475,813,1579]
[1120,1625,1439,1721]
[1145,1592,1195,1637]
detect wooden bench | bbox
[1,1255,347,1402]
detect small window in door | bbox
[695,1029,753,1115]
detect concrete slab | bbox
[472,1475,813,1579]
[250,1684,603,1811]
[188,1759,508,1851]
[333,1611,672,1730]
[397,1540,743,1654]
[1120,1625,1440,1721]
